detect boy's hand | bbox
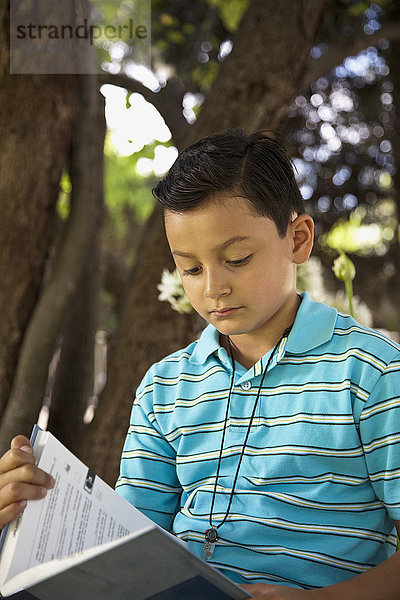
[241,583,312,599]
[0,435,55,529]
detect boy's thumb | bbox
[10,435,33,453]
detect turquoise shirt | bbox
[116,292,400,589]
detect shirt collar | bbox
[189,321,221,364]
[189,291,338,365]
[285,291,337,354]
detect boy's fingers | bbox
[0,437,53,529]
[0,481,48,512]
[0,447,36,474]
[0,501,27,530]
[10,435,33,453]
[0,463,55,490]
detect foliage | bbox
[206,0,249,33]
[150,0,234,94]
[104,135,155,235]
[284,0,400,324]
[320,200,396,254]
[57,172,72,220]
[288,42,395,240]
[88,0,400,330]
[89,0,151,69]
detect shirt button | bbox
[241,381,251,390]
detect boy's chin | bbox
[213,323,250,337]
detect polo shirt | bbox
[116,292,400,590]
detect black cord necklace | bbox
[201,325,292,561]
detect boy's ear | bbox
[290,214,314,264]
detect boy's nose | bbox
[204,269,231,299]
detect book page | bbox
[2,429,153,583]
[4,527,249,600]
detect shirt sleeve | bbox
[115,375,182,531]
[359,352,400,521]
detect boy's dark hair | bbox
[152,127,305,238]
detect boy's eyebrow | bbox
[172,236,251,258]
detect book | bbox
[0,426,250,600]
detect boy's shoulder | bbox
[139,323,220,383]
[333,310,400,353]
[287,292,400,364]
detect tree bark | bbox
[47,196,102,454]
[0,3,77,423]
[81,0,328,484]
[46,17,106,449]
[0,74,105,454]
[197,0,327,134]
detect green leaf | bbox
[166,29,186,44]
[206,0,249,32]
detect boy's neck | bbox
[220,294,301,370]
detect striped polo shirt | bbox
[116,292,400,589]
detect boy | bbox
[1,128,399,599]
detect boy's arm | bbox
[312,522,400,600]
[116,397,182,531]
[241,521,400,599]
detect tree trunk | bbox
[0,73,104,453]
[81,0,327,484]
[0,3,77,425]
[46,31,105,451]
[47,207,102,454]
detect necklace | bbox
[201,325,292,561]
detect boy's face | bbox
[164,194,313,342]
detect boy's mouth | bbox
[209,307,241,317]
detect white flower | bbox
[157,268,183,301]
[157,268,194,314]
[169,295,194,314]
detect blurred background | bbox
[0,0,399,485]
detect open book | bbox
[0,426,249,600]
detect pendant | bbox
[201,527,218,561]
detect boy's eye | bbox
[227,254,252,266]
[182,254,252,276]
[183,266,202,276]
